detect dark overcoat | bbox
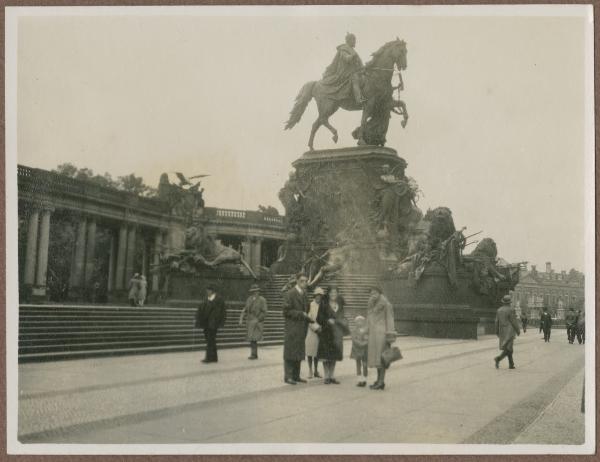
[317,298,349,361]
[282,287,309,361]
[195,295,227,330]
[540,312,553,330]
[495,304,520,351]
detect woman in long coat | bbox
[239,284,268,360]
[367,285,395,390]
[317,287,349,384]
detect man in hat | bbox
[494,294,521,369]
[195,284,227,363]
[239,284,268,360]
[539,306,553,342]
[282,273,313,385]
[565,306,579,344]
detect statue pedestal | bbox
[280,146,409,274]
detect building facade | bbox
[511,262,585,320]
[17,165,287,303]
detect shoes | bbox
[295,378,307,383]
[370,382,385,390]
[248,356,258,360]
[330,378,340,385]
[494,357,499,369]
[356,381,367,387]
[509,365,516,370]
[324,379,331,385]
[285,379,297,385]
[314,372,322,378]
[202,359,217,364]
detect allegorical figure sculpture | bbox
[285,35,409,150]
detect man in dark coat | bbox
[494,294,521,369]
[565,307,579,344]
[282,273,312,385]
[539,306,553,342]
[195,284,227,363]
[576,311,585,344]
[520,308,528,333]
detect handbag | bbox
[381,346,403,369]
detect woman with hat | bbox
[305,287,324,378]
[366,285,396,390]
[317,286,349,384]
[239,284,268,360]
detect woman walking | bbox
[367,285,396,390]
[317,286,349,384]
[305,287,324,378]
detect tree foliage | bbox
[54,163,157,197]
[257,205,280,216]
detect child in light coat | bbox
[350,315,369,387]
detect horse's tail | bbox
[284,81,316,130]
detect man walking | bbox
[565,307,579,344]
[494,294,521,369]
[520,308,528,333]
[540,306,553,342]
[282,273,312,385]
[576,311,585,345]
[239,284,268,360]
[195,284,227,363]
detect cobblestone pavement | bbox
[18,331,586,445]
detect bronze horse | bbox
[285,39,408,150]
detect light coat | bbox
[240,294,268,341]
[282,287,309,361]
[495,304,520,351]
[367,294,395,368]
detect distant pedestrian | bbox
[305,287,324,379]
[128,273,140,306]
[540,307,553,342]
[317,286,349,384]
[520,310,528,333]
[282,273,312,385]
[195,284,227,363]
[239,284,268,360]
[138,275,148,306]
[494,294,521,369]
[367,285,396,390]
[350,315,369,387]
[576,311,585,345]
[565,307,578,344]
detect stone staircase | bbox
[18,273,380,363]
[18,304,285,363]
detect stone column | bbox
[70,216,87,290]
[23,208,40,286]
[141,236,148,277]
[125,225,137,282]
[35,207,53,288]
[152,230,163,291]
[253,238,263,270]
[114,224,128,290]
[107,233,116,291]
[84,218,97,287]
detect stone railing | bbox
[204,207,285,228]
[17,165,170,215]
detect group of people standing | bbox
[127,273,148,307]
[282,273,397,390]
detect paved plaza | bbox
[18,331,585,445]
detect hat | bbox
[369,285,383,294]
[249,284,261,292]
[313,287,325,296]
[501,294,511,304]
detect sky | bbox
[15,8,590,272]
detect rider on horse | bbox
[320,33,366,106]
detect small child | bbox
[350,315,369,387]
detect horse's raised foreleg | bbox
[357,108,370,145]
